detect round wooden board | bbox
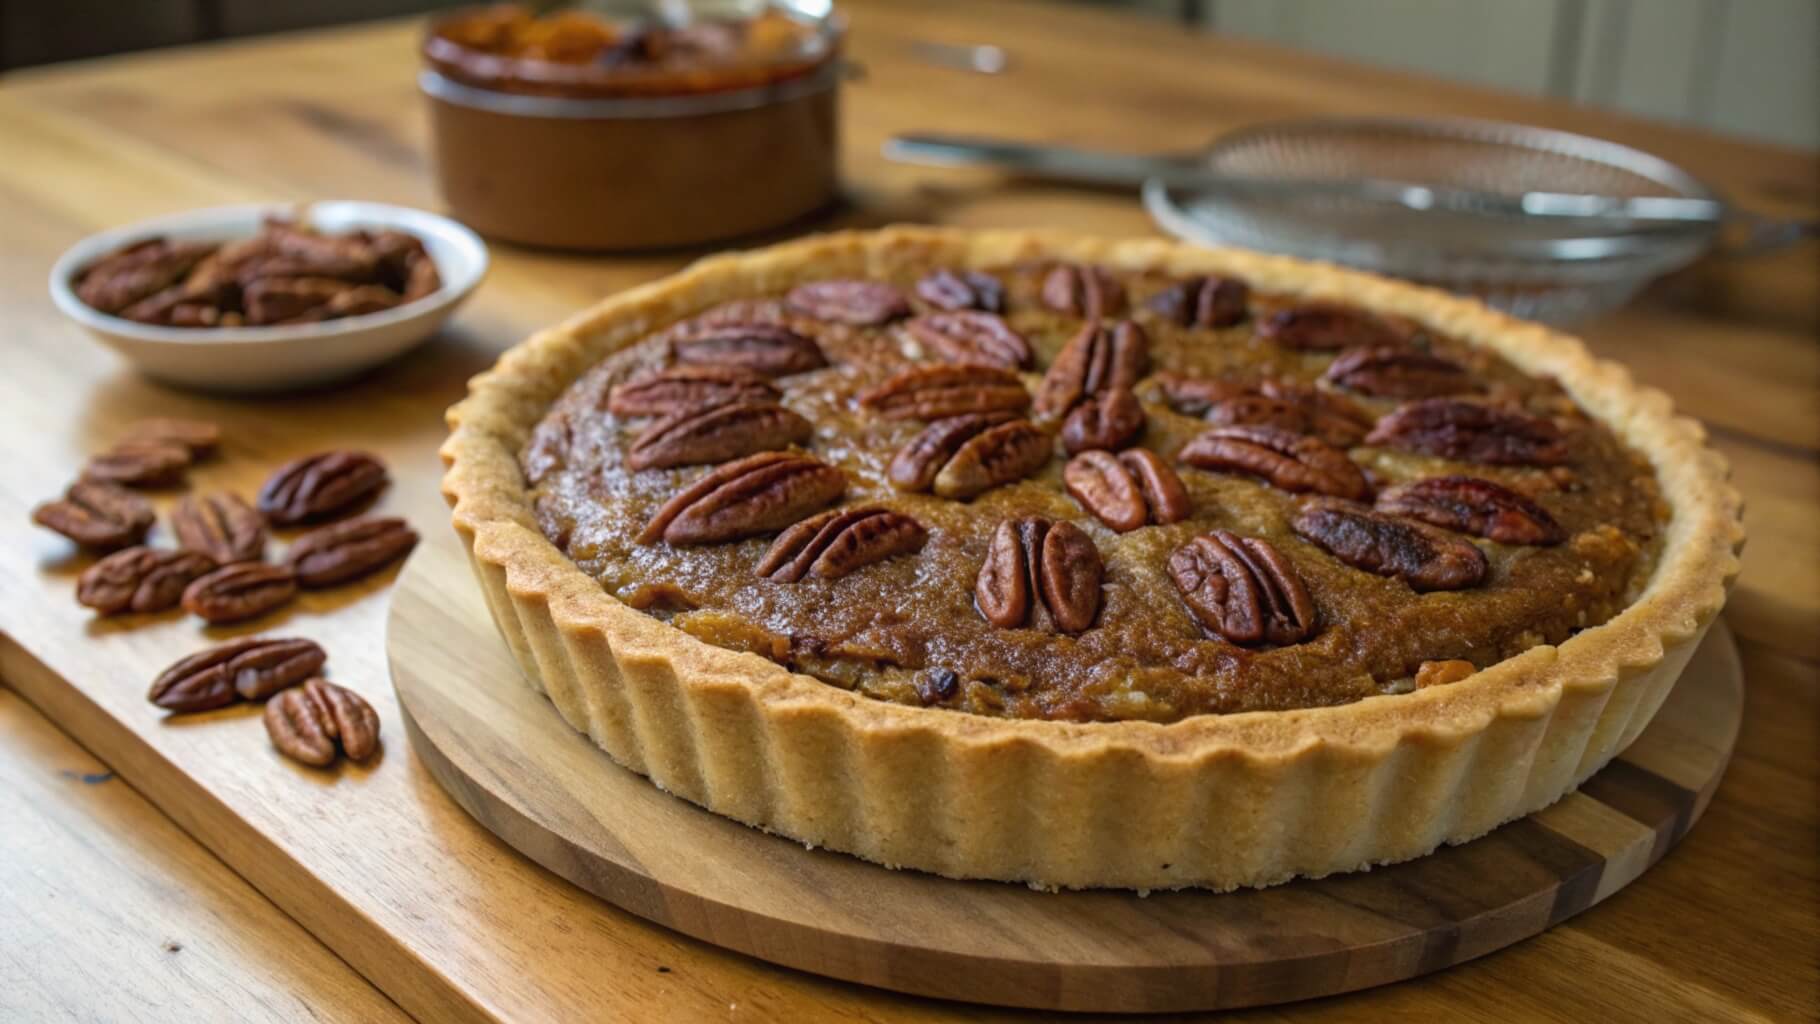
[388,536,1742,1013]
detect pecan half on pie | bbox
[445,229,1741,891]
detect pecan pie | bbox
[444,229,1741,890]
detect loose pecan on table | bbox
[1059,388,1146,454]
[265,678,381,767]
[286,516,420,587]
[1040,264,1127,319]
[173,492,267,564]
[606,365,779,418]
[181,562,300,624]
[76,546,217,615]
[31,479,155,549]
[756,506,928,581]
[888,414,1051,499]
[1178,424,1371,500]
[1376,475,1565,546]
[257,451,389,525]
[1144,275,1250,328]
[148,636,326,711]
[785,280,911,325]
[904,311,1033,369]
[1168,530,1316,645]
[974,517,1103,633]
[914,268,1005,313]
[671,321,828,376]
[1257,303,1407,351]
[858,364,1031,421]
[639,451,846,545]
[626,399,812,470]
[1063,448,1191,532]
[1035,319,1149,417]
[1364,398,1570,466]
[125,417,221,457]
[1323,346,1477,399]
[83,441,191,487]
[1292,498,1489,592]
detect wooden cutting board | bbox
[389,531,1744,1014]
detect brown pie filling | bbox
[523,263,1666,723]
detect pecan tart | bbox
[443,228,1741,891]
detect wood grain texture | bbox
[0,1,1812,1020]
[388,531,1743,1013]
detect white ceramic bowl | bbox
[49,201,488,393]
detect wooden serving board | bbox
[389,532,1744,1014]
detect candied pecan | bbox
[76,547,217,615]
[1040,264,1126,318]
[76,238,218,315]
[887,412,1014,492]
[324,285,403,318]
[181,562,299,624]
[257,451,388,525]
[1169,531,1316,645]
[974,517,1102,633]
[756,506,928,582]
[1064,448,1190,532]
[242,276,348,325]
[914,268,1004,313]
[1258,302,1406,351]
[265,678,381,767]
[125,417,220,457]
[1257,379,1376,447]
[626,400,811,470]
[1365,398,1569,466]
[1144,275,1249,328]
[932,419,1052,500]
[173,492,266,564]
[148,636,326,711]
[1151,372,1251,417]
[639,451,846,545]
[904,311,1033,369]
[1376,475,1565,546]
[1178,424,1370,500]
[785,280,911,325]
[31,479,154,550]
[1035,319,1149,417]
[1292,498,1488,592]
[672,322,827,376]
[607,365,779,418]
[83,440,190,487]
[858,364,1030,421]
[286,515,420,586]
[1060,388,1145,454]
[1324,346,1477,398]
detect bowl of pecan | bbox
[49,201,487,393]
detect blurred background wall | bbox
[3,0,1814,150]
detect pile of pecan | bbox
[74,218,440,328]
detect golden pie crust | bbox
[442,228,1742,891]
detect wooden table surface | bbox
[0,1,1814,1021]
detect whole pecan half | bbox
[1040,264,1126,319]
[76,546,217,615]
[243,276,348,325]
[1292,498,1489,592]
[1035,319,1149,417]
[1060,388,1146,454]
[904,311,1033,369]
[1144,275,1249,328]
[933,419,1052,500]
[31,479,155,550]
[257,451,389,525]
[1178,424,1370,500]
[173,492,266,564]
[1323,346,1477,398]
[181,562,299,623]
[1168,530,1317,645]
[1257,379,1377,447]
[887,412,1013,492]
[75,237,218,314]
[125,417,221,457]
[1258,303,1406,351]
[1376,475,1565,546]
[1151,372,1252,417]
[1365,398,1569,466]
[672,322,828,377]
[1063,448,1190,532]
[626,400,811,470]
[287,515,420,586]
[639,451,846,546]
[83,440,190,487]
[857,364,1030,421]
[914,268,1004,313]
[785,280,911,325]
[607,365,779,418]
[148,636,326,711]
[975,517,1103,633]
[265,678,380,767]
[756,506,928,582]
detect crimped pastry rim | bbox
[433,230,1739,833]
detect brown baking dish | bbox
[420,3,844,251]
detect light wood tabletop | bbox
[0,1,1814,1021]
